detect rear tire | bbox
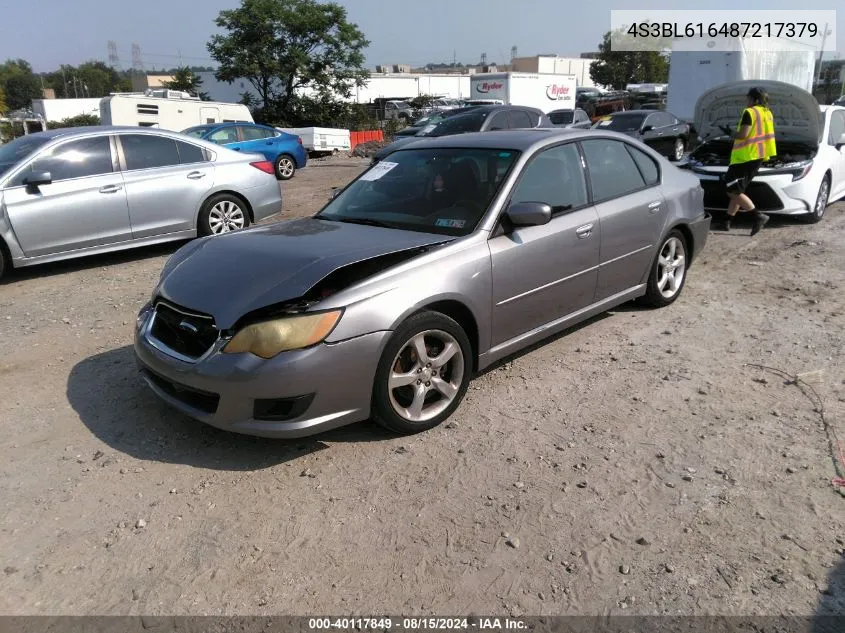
[197,193,251,237]
[372,311,472,435]
[639,230,688,308]
[0,242,8,282]
[800,175,830,224]
[274,154,296,180]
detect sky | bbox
[1,0,843,73]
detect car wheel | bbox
[0,243,7,282]
[197,194,250,236]
[274,154,296,180]
[801,175,830,224]
[671,138,685,161]
[640,230,688,308]
[372,311,472,435]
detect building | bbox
[31,98,102,123]
[510,55,598,87]
[131,74,174,92]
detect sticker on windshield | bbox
[434,218,466,228]
[422,124,436,134]
[498,152,512,158]
[597,119,613,127]
[360,161,399,181]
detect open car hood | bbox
[694,80,822,147]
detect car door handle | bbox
[232,147,241,151]
[186,171,207,180]
[99,185,123,193]
[648,201,661,214]
[575,224,593,238]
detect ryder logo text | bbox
[476,81,504,93]
[546,84,571,100]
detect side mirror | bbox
[836,133,845,150]
[641,125,654,133]
[24,171,52,187]
[506,201,552,227]
[329,187,341,200]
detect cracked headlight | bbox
[222,310,343,359]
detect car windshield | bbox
[316,147,521,237]
[181,126,212,138]
[549,111,574,124]
[0,135,51,178]
[420,111,489,137]
[595,113,647,131]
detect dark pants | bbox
[725,159,762,195]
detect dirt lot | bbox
[1,155,844,617]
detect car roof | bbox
[389,128,591,151]
[20,125,206,140]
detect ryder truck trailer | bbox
[469,72,578,113]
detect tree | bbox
[208,0,370,115]
[162,67,210,100]
[589,30,669,90]
[46,113,101,129]
[0,59,43,110]
[0,85,7,115]
[45,62,130,99]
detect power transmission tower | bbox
[132,43,144,72]
[108,41,120,68]
[511,46,518,61]
[480,52,487,65]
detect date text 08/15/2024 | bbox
[626,21,820,39]
[307,618,528,630]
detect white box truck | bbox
[279,126,351,155]
[469,72,577,113]
[99,90,253,131]
[666,36,816,126]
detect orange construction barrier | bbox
[350,130,384,149]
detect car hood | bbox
[155,217,454,329]
[374,136,426,160]
[694,80,822,146]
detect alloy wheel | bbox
[387,330,465,423]
[815,178,829,219]
[208,200,246,233]
[656,236,686,299]
[673,139,685,161]
[277,157,295,179]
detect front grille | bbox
[148,301,219,361]
[700,179,784,212]
[142,369,220,415]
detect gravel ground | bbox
[1,154,844,616]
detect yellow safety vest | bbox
[729,106,777,164]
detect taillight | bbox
[297,136,303,145]
[250,160,275,175]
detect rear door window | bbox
[508,110,532,128]
[120,134,181,171]
[581,139,647,201]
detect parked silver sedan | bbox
[135,129,710,439]
[0,126,282,279]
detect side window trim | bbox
[578,138,655,204]
[14,134,117,186]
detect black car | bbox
[394,107,480,138]
[373,105,552,164]
[548,108,592,129]
[592,109,690,161]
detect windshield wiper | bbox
[330,217,400,229]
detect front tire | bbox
[274,154,296,180]
[0,243,8,282]
[800,175,830,224]
[197,193,250,236]
[372,311,472,435]
[670,138,686,162]
[640,230,688,308]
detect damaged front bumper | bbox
[134,305,390,438]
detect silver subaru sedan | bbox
[135,129,710,439]
[0,126,282,279]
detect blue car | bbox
[181,122,307,180]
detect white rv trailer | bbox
[99,89,253,131]
[278,127,351,155]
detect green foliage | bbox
[0,85,7,115]
[207,0,370,113]
[256,94,378,131]
[590,30,669,90]
[162,67,210,100]
[46,113,100,129]
[43,61,128,99]
[0,59,43,110]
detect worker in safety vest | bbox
[723,87,777,236]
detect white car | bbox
[681,80,845,223]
